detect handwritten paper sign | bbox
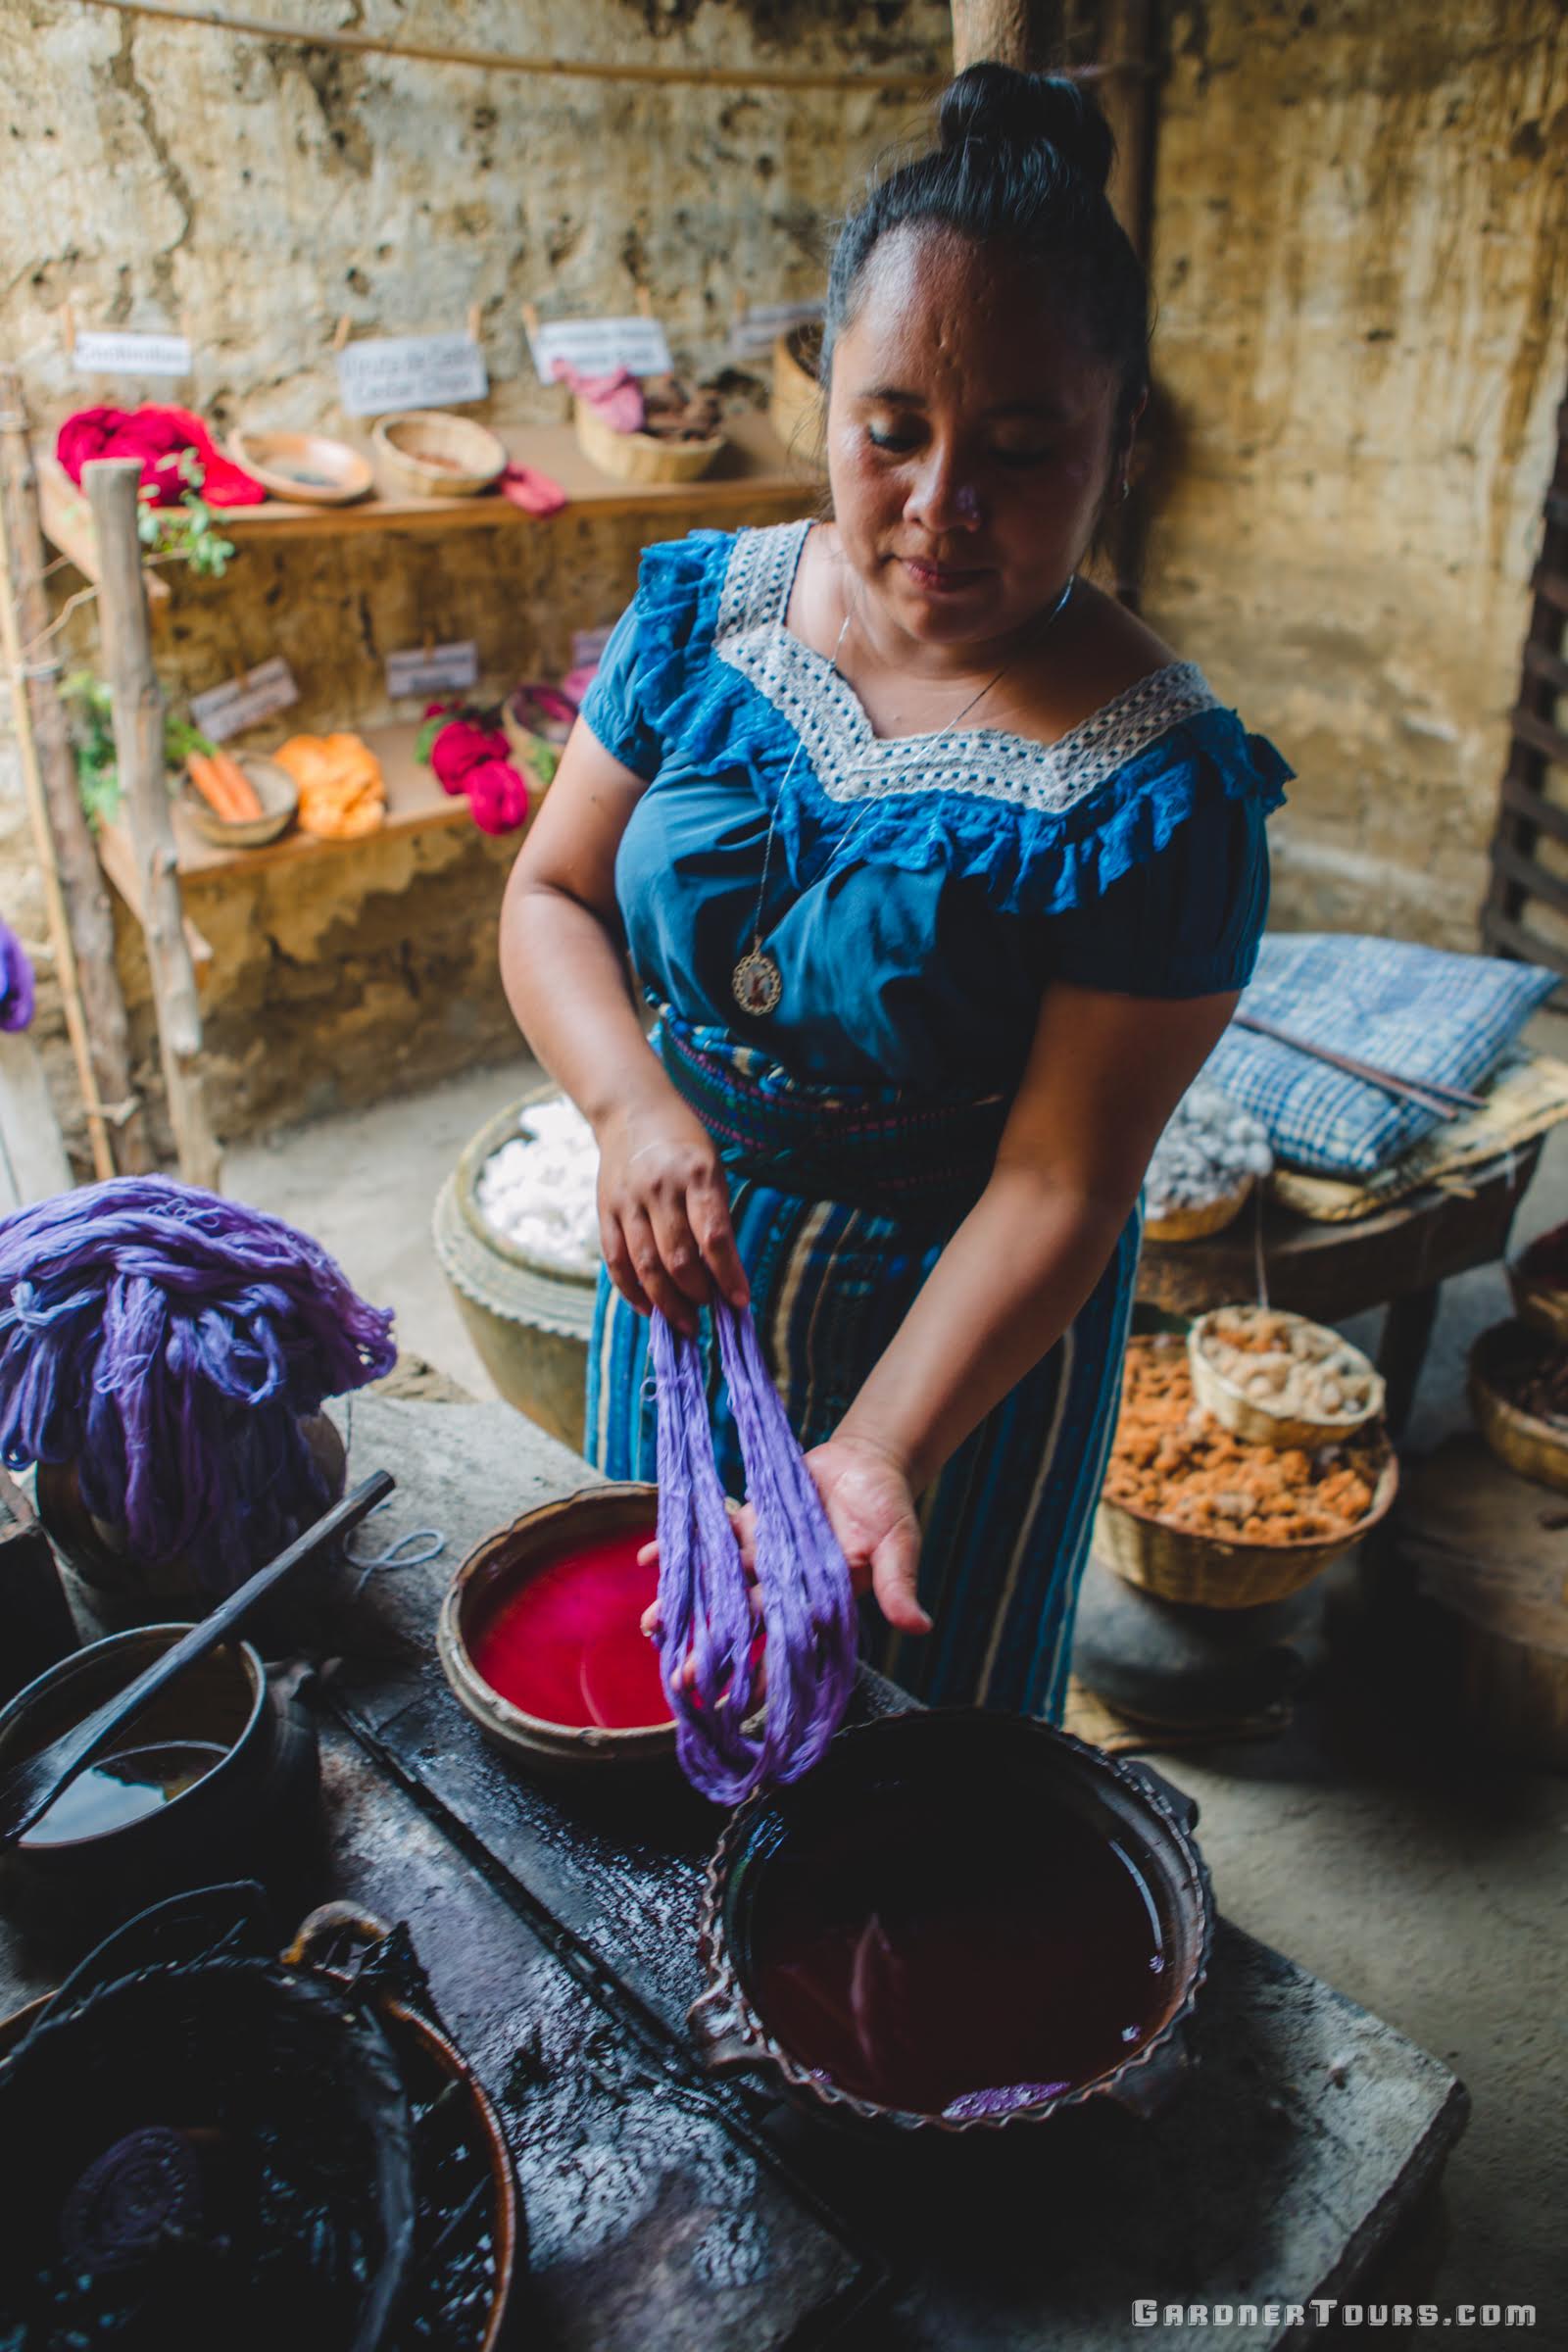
[386,640,479,700]
[727,302,822,362]
[335,333,489,418]
[190,657,300,743]
[526,316,673,385]
[74,330,192,377]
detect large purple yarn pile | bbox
[0,1177,396,1592]
[0,918,33,1033]
[651,1300,858,1804]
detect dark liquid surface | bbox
[22,1740,228,1847]
[746,1789,1169,2116]
[469,1527,672,1731]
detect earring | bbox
[1119,478,1132,503]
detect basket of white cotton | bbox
[432,1088,600,1449]
[1188,1305,1386,1451]
[1144,1084,1273,1244]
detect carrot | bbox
[211,748,264,821]
[187,751,246,822]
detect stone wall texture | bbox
[2,0,1565,1161]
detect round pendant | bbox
[732,949,783,1017]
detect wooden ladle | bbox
[0,1470,393,1850]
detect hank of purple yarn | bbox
[0,919,33,1032]
[0,1177,396,1589]
[651,1300,858,1805]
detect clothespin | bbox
[634,284,654,320]
[332,315,353,353]
[422,627,434,660]
[63,295,78,360]
[466,302,481,346]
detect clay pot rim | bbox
[438,1483,676,1767]
[456,1087,600,1290]
[0,1623,266,1854]
[692,1710,1214,2135]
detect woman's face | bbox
[825,225,1125,658]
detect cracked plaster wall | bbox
[2,0,1566,1163]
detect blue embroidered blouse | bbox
[581,519,1290,1093]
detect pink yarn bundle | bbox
[422,710,529,836]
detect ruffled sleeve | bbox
[578,529,734,783]
[1047,765,1275,998]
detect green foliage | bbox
[63,670,218,831]
[135,450,236,578]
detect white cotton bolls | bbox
[476,1097,603,1275]
[1146,1082,1273,1217]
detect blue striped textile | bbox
[583,1015,1140,1722]
[1203,934,1558,1177]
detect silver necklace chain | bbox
[732,572,1076,1018]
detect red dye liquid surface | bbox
[468,1527,672,1731]
[746,1791,1169,2116]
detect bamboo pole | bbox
[83,460,221,1192]
[0,427,115,1180]
[81,0,948,96]
[0,368,150,1172]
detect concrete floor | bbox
[227,1030,1568,2338]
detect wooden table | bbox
[1138,1143,1544,1429]
[1,1396,1470,2348]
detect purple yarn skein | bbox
[0,920,34,1033]
[0,1176,396,1588]
[651,1300,858,1804]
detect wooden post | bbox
[951,0,1054,70]
[83,458,221,1192]
[0,368,150,1173]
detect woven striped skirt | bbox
[583,1010,1140,1723]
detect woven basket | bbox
[1187,1306,1385,1450]
[1144,1175,1253,1245]
[1095,1441,1398,1610]
[180,753,298,849]
[371,410,506,497]
[573,398,724,484]
[769,323,823,467]
[1469,1319,1568,1494]
[1506,1261,1568,1347]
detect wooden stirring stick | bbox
[1232,1012,1486,1119]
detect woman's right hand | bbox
[596,1100,750,1337]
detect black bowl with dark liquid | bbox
[0,1627,319,1946]
[691,1710,1213,2134]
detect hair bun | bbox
[937,62,1116,194]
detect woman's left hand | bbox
[639,1433,931,1640]
[799,1435,930,1636]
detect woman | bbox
[500,64,1288,1722]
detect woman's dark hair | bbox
[822,62,1149,444]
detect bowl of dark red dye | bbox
[0,1625,318,1938]
[437,1483,677,1772]
[691,1709,1213,2134]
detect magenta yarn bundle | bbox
[651,1300,858,1804]
[0,1177,396,1591]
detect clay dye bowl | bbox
[0,1626,318,1939]
[438,1483,676,1775]
[691,1710,1213,2136]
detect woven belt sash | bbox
[653,1008,1007,1214]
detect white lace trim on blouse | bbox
[713,518,1220,813]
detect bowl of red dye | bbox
[438,1483,677,1772]
[690,1709,1213,2134]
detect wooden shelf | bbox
[94,721,487,978]
[39,409,817,576]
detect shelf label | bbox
[336,333,489,417]
[726,301,822,361]
[74,330,192,377]
[527,315,673,385]
[190,657,300,743]
[386,640,479,700]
